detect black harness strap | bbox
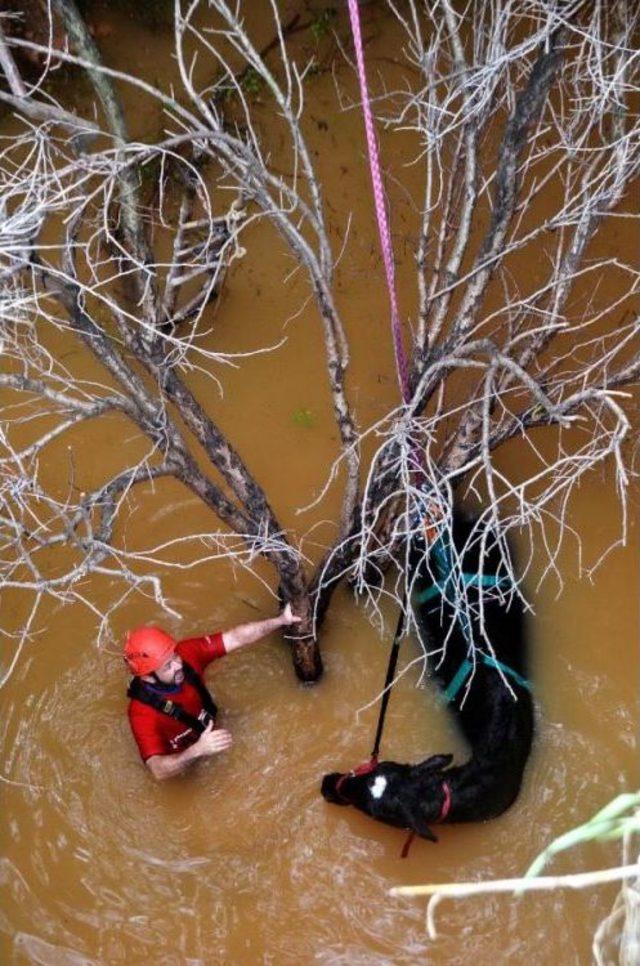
[370,596,406,761]
[127,661,218,735]
[182,661,218,720]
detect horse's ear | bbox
[416,822,438,843]
[397,802,439,843]
[413,754,453,775]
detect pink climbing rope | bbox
[347,0,411,405]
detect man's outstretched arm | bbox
[222,603,301,654]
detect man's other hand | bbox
[196,722,232,757]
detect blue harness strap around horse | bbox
[442,655,532,703]
[413,530,532,702]
[414,571,510,604]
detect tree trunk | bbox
[278,589,323,683]
[291,634,324,683]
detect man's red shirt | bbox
[128,632,226,762]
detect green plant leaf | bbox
[524,791,640,879]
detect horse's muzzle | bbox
[321,772,349,805]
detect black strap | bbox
[182,661,218,720]
[127,661,218,735]
[370,596,406,761]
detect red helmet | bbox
[124,626,177,676]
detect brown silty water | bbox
[1,4,638,964]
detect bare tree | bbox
[0,0,637,683]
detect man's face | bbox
[153,652,184,686]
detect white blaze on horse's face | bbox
[369,775,387,799]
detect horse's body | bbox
[321,515,534,842]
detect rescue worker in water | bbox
[125,604,301,780]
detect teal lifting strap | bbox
[443,654,532,703]
[413,531,531,702]
[414,571,509,605]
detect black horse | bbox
[321,514,534,842]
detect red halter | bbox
[438,780,452,821]
[334,756,379,801]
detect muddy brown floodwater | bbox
[1,3,638,964]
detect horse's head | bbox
[321,754,453,841]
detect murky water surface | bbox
[1,4,638,964]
